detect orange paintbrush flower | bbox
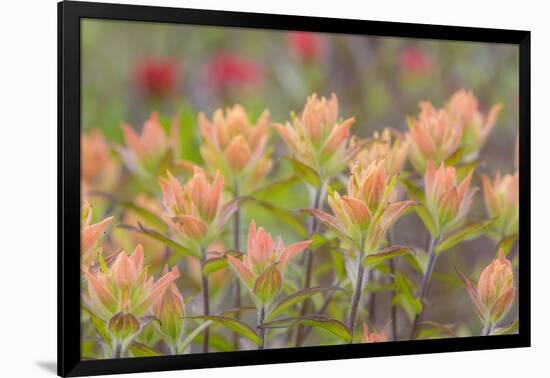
[159,167,236,249]
[352,128,409,176]
[118,112,179,178]
[82,245,180,351]
[407,102,462,173]
[460,250,515,326]
[482,172,519,238]
[81,201,113,266]
[226,221,311,305]
[306,161,414,253]
[152,266,185,351]
[446,89,502,161]
[81,129,120,193]
[424,161,476,235]
[362,323,388,343]
[274,93,362,180]
[198,105,273,193]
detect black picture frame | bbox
[58,1,531,376]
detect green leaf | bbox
[84,309,111,344]
[492,319,519,335]
[456,160,479,181]
[362,245,415,268]
[266,286,346,321]
[444,147,463,166]
[244,198,307,238]
[260,315,351,343]
[118,223,200,258]
[120,202,167,232]
[285,157,320,187]
[128,341,160,357]
[202,250,243,276]
[393,273,422,320]
[251,176,301,199]
[497,234,518,256]
[188,316,261,346]
[436,219,496,254]
[399,176,426,204]
[177,320,212,353]
[413,205,438,237]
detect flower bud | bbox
[482,172,519,238]
[362,323,388,343]
[478,250,515,322]
[108,312,140,342]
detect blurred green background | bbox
[81,18,518,173]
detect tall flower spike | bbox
[81,201,113,266]
[159,167,236,249]
[118,112,179,178]
[226,221,311,305]
[198,105,273,193]
[352,128,409,176]
[274,93,363,180]
[424,160,476,235]
[460,250,515,325]
[446,89,503,161]
[482,172,519,238]
[306,160,414,253]
[407,101,462,173]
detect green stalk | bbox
[409,235,440,339]
[481,322,493,336]
[232,183,242,350]
[294,183,324,346]
[346,242,366,342]
[200,251,210,353]
[258,306,266,350]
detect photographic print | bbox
[59,1,529,376]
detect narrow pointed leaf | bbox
[399,177,426,204]
[251,175,301,198]
[177,320,212,353]
[413,205,437,237]
[245,198,307,237]
[188,316,261,346]
[120,202,167,232]
[436,219,496,254]
[285,157,320,187]
[118,223,200,258]
[492,319,519,335]
[260,315,351,343]
[128,342,160,357]
[362,245,415,268]
[456,269,486,322]
[497,234,518,256]
[266,286,346,321]
[202,250,244,276]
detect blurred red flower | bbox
[135,58,179,97]
[399,47,432,75]
[288,32,325,61]
[206,53,262,90]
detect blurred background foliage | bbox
[81,18,519,349]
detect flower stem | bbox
[232,184,242,350]
[409,235,439,339]
[258,306,266,350]
[200,252,210,353]
[481,322,493,336]
[347,248,366,342]
[294,183,324,346]
[389,259,398,340]
[112,342,122,359]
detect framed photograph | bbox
[58,0,530,376]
